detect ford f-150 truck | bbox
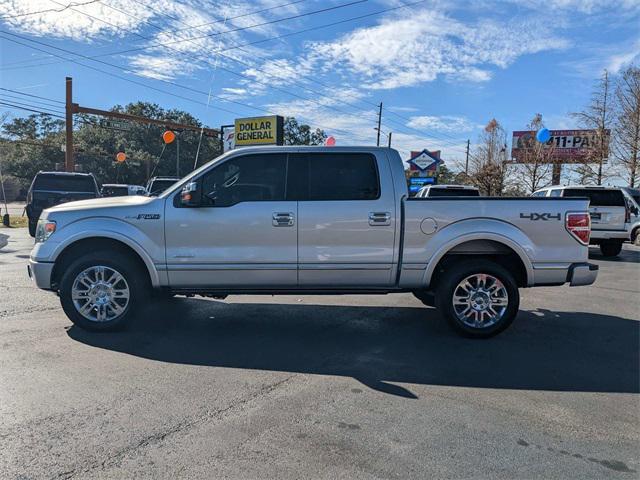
[28,147,598,338]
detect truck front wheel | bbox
[59,250,148,331]
[436,260,519,338]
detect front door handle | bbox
[369,212,391,226]
[273,212,295,227]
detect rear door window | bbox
[33,175,96,192]
[287,153,380,201]
[549,189,562,197]
[563,189,626,206]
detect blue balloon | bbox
[536,128,551,143]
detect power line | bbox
[3,0,461,147]
[86,0,380,127]
[0,87,65,104]
[0,0,101,19]
[0,33,357,138]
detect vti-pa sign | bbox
[234,115,284,146]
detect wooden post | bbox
[552,161,562,185]
[65,77,74,172]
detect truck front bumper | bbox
[568,263,598,287]
[27,259,55,290]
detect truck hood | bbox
[45,195,155,213]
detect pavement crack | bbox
[56,374,296,479]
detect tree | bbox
[283,117,326,145]
[0,103,221,190]
[572,70,613,185]
[513,114,554,193]
[469,119,511,196]
[613,65,640,187]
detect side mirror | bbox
[180,181,201,207]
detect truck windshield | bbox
[33,175,96,192]
[563,189,625,206]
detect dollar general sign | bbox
[234,115,284,146]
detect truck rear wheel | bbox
[436,260,519,338]
[59,250,148,331]
[600,240,622,257]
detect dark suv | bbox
[26,172,100,237]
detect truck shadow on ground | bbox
[68,300,639,398]
[589,245,640,263]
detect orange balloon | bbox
[116,152,126,163]
[163,130,176,144]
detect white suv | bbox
[533,185,630,257]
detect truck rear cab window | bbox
[428,188,479,197]
[33,175,96,193]
[201,153,287,207]
[563,189,625,206]
[287,153,379,201]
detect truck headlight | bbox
[35,220,56,243]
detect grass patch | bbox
[0,215,28,228]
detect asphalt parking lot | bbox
[1,227,638,479]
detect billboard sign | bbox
[234,115,284,147]
[407,149,442,175]
[511,129,610,163]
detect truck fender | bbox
[420,219,535,288]
[47,217,164,287]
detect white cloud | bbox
[0,0,154,40]
[407,115,477,133]
[607,40,640,74]
[304,10,569,90]
[128,54,201,81]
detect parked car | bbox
[29,147,597,338]
[25,172,100,237]
[101,184,147,197]
[145,176,179,196]
[532,185,630,256]
[415,184,480,198]
[621,187,640,245]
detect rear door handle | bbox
[368,211,391,226]
[273,212,295,227]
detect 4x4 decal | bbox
[520,212,561,221]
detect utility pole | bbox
[387,132,392,148]
[465,139,470,174]
[176,133,180,177]
[598,70,609,186]
[65,77,74,172]
[376,102,382,146]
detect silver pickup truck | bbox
[28,146,598,338]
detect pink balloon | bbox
[326,136,336,146]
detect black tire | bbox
[600,240,622,257]
[59,250,148,331]
[435,259,520,338]
[631,228,639,246]
[28,218,37,237]
[412,289,435,307]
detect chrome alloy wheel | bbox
[452,274,509,329]
[71,266,130,322]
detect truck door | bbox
[290,151,397,287]
[164,152,297,287]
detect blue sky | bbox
[1,0,639,169]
